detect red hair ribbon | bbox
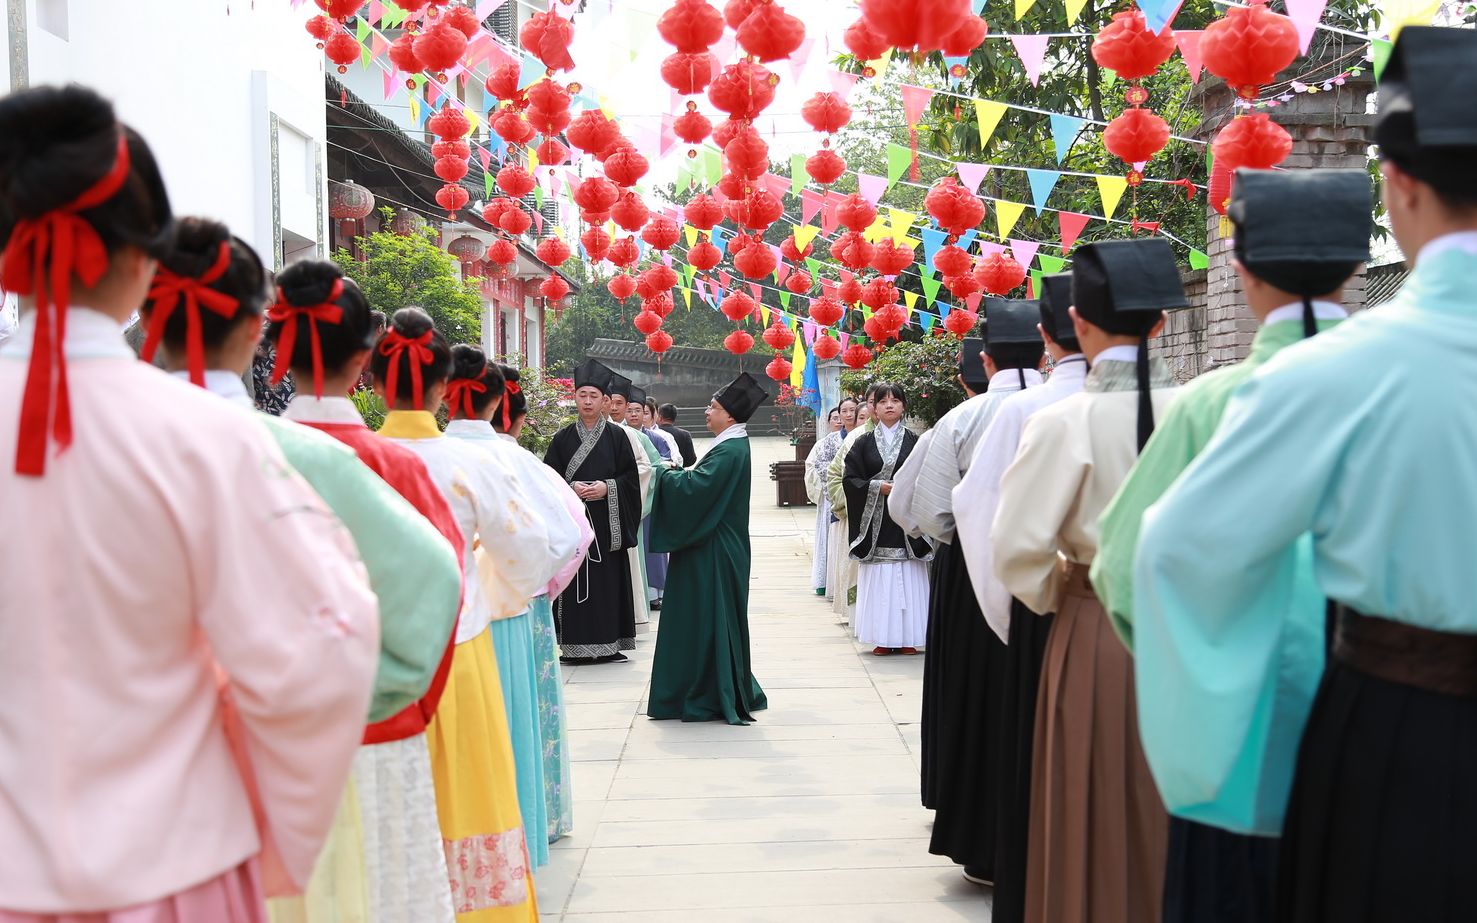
[140,241,238,387]
[0,134,132,476]
[266,278,344,398]
[378,328,434,410]
[501,378,521,431]
[443,369,487,420]
[1168,178,1198,200]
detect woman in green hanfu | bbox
[646,373,771,725]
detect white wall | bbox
[14,0,328,267]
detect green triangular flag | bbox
[886,143,913,188]
[1371,39,1393,82]
[1030,269,1044,296]
[921,272,942,305]
[779,290,792,309]
[535,186,544,210]
[1189,248,1210,271]
[790,154,808,197]
[484,172,495,199]
[1039,254,1067,274]
[703,147,723,187]
[805,257,825,278]
[683,263,696,284]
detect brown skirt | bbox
[1024,569,1168,923]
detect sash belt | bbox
[1334,605,1477,698]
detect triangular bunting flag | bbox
[778,291,792,309]
[995,200,1028,240]
[903,290,920,315]
[900,85,935,127]
[1039,254,1067,274]
[920,227,948,269]
[793,225,822,251]
[1188,248,1209,270]
[863,215,891,244]
[885,143,913,188]
[957,162,990,195]
[681,287,693,309]
[888,209,916,244]
[1175,31,1205,84]
[1095,175,1128,220]
[790,154,808,197]
[1007,35,1051,86]
[858,172,889,205]
[683,225,699,247]
[806,257,825,280]
[1065,0,1090,22]
[1371,38,1393,81]
[1025,169,1062,215]
[1009,239,1041,269]
[973,100,1008,150]
[801,188,825,225]
[921,272,942,305]
[1015,0,1039,18]
[1049,115,1086,162]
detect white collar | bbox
[2,306,132,360]
[1047,353,1089,382]
[875,419,903,438]
[172,369,253,407]
[1093,344,1141,364]
[708,421,748,450]
[495,432,518,444]
[445,418,497,438]
[1416,231,1477,266]
[1264,300,1348,327]
[987,367,1044,391]
[283,394,365,426]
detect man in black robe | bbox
[656,402,697,468]
[544,359,642,664]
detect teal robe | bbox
[1133,239,1477,834]
[646,434,768,725]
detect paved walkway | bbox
[534,436,988,920]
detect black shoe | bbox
[650,599,663,611]
[560,655,597,666]
[962,866,993,886]
[596,653,630,664]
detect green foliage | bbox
[349,386,387,431]
[513,369,574,457]
[334,209,483,345]
[839,335,968,427]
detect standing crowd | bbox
[805,27,1477,923]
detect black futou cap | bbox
[607,371,633,400]
[714,372,769,423]
[982,297,1044,346]
[627,385,647,407]
[1038,273,1076,347]
[573,358,614,394]
[958,336,987,387]
[1373,26,1477,200]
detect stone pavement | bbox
[533,436,990,920]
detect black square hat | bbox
[714,371,769,423]
[1037,273,1075,344]
[627,384,647,407]
[1377,26,1477,148]
[1229,168,1372,266]
[958,336,987,386]
[573,358,614,394]
[607,371,633,400]
[1072,238,1188,332]
[982,297,1043,346]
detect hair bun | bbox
[449,343,488,381]
[161,216,232,277]
[498,363,521,384]
[0,85,119,221]
[390,306,436,339]
[276,259,345,307]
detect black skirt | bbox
[1162,819,1276,923]
[920,540,955,809]
[926,537,1007,875]
[989,599,1053,923]
[1277,660,1477,923]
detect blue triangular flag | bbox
[921,227,948,269]
[1049,114,1087,163]
[1134,0,1182,34]
[518,54,546,90]
[709,225,730,256]
[1026,169,1063,215]
[943,56,970,87]
[957,229,978,254]
[971,0,987,11]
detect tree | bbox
[334,209,484,345]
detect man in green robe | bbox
[647,373,770,725]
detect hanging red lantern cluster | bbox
[414,21,468,82]
[801,91,852,187]
[428,105,472,219]
[736,2,806,63]
[924,178,986,238]
[1201,1,1300,101]
[658,0,722,98]
[525,78,573,138]
[976,252,1027,295]
[831,232,875,272]
[312,0,367,76]
[521,11,576,73]
[855,0,977,56]
[1092,8,1178,199]
[581,227,612,261]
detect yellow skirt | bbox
[426,628,540,923]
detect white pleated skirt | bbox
[854,559,931,648]
[354,734,456,923]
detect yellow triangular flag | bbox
[684,225,699,247]
[973,100,1008,150]
[863,215,891,244]
[903,290,920,316]
[1096,175,1128,220]
[867,50,893,79]
[1015,0,1039,18]
[1064,0,1090,23]
[681,287,692,309]
[761,305,771,326]
[464,109,481,138]
[995,200,1028,240]
[888,209,917,244]
[790,336,805,387]
[408,95,421,125]
[527,148,539,172]
[792,225,822,251]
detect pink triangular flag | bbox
[694,278,708,302]
[1282,0,1327,54]
[764,174,791,200]
[534,211,544,234]
[368,0,384,23]
[748,282,763,304]
[820,278,838,299]
[965,292,983,312]
[803,320,818,346]
[774,262,792,285]
[828,69,860,100]
[1008,35,1051,86]
[956,162,990,195]
[839,268,855,285]
[370,33,389,59]
[857,173,888,206]
[821,199,840,236]
[839,332,851,350]
[1009,239,1041,269]
[900,85,936,128]
[790,37,815,83]
[475,0,506,17]
[662,251,673,268]
[383,69,397,101]
[978,241,1007,259]
[659,114,679,158]
[478,144,492,171]
[801,189,825,225]
[1174,31,1205,84]
[718,270,733,292]
[1058,212,1091,252]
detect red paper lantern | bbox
[716,172,751,200]
[944,308,978,337]
[642,216,681,251]
[574,176,620,213]
[659,0,726,52]
[860,0,971,53]
[316,0,361,18]
[645,292,676,318]
[813,333,842,360]
[604,146,650,187]
[809,295,845,327]
[945,273,981,299]
[611,192,651,232]
[536,237,572,266]
[836,194,878,232]
[536,137,569,166]
[940,15,989,57]
[540,274,571,301]
[429,106,471,140]
[433,139,470,160]
[608,236,641,268]
[413,22,467,76]
[484,64,523,103]
[434,155,469,183]
[707,60,776,121]
[496,164,536,198]
[838,277,863,304]
[740,190,784,230]
[566,109,620,155]
[721,292,757,322]
[737,2,806,63]
[765,354,793,381]
[388,32,422,74]
[1212,113,1293,173]
[931,244,971,277]
[780,236,814,262]
[634,310,664,335]
[646,330,674,353]
[442,4,481,39]
[728,232,755,255]
[874,303,907,333]
[608,274,638,299]
[831,232,875,272]
[786,271,813,294]
[712,118,743,149]
[844,18,890,61]
[435,184,469,216]
[482,197,515,226]
[801,92,853,134]
[527,105,572,136]
[1091,10,1176,82]
[683,193,723,230]
[635,273,658,301]
[724,0,756,28]
[498,207,532,236]
[687,240,721,271]
[842,343,873,369]
[306,14,336,45]
[976,252,1027,294]
[724,126,770,180]
[324,31,360,73]
[925,177,986,237]
[644,264,679,291]
[1104,107,1171,166]
[329,180,375,220]
[860,277,899,310]
[447,235,482,264]
[581,227,612,261]
[1201,2,1300,100]
[762,320,796,351]
[1208,156,1234,215]
[520,12,576,72]
[725,329,756,354]
[806,149,847,185]
[674,108,713,145]
[734,243,778,279]
[871,239,915,277]
[486,238,517,265]
[493,109,537,145]
[660,52,715,97]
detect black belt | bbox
[1333,605,1477,697]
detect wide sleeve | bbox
[649,442,742,553]
[466,450,558,619]
[991,409,1089,616]
[629,429,656,517]
[194,426,379,894]
[825,431,855,514]
[803,437,828,505]
[1090,394,1208,650]
[1134,364,1344,835]
[910,421,963,543]
[954,402,1029,639]
[886,429,934,539]
[608,428,643,550]
[842,436,882,553]
[538,465,594,597]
